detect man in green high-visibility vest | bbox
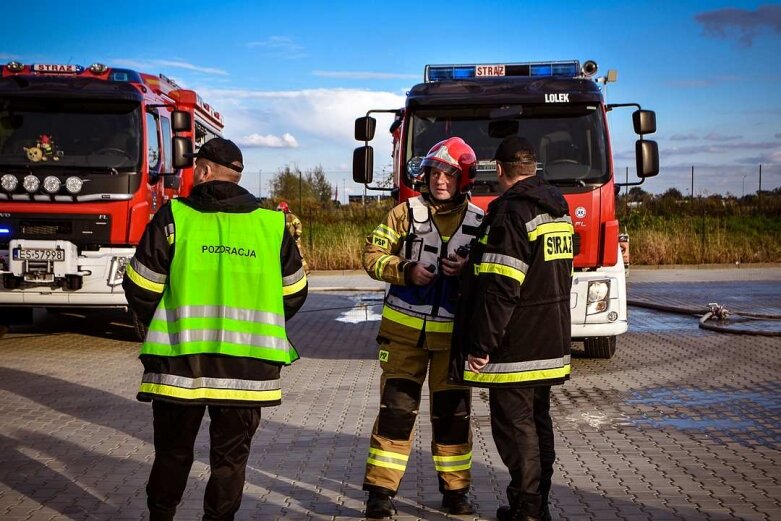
[123,137,307,521]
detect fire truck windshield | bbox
[407,104,608,194]
[0,99,141,170]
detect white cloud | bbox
[246,36,306,59]
[113,58,228,76]
[669,133,698,141]
[312,70,418,80]
[200,87,406,146]
[237,133,299,148]
[703,132,741,141]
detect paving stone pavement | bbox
[0,268,779,520]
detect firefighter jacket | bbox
[364,194,484,350]
[286,212,303,242]
[123,181,307,407]
[450,176,573,388]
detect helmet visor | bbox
[420,157,461,178]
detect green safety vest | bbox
[138,200,295,404]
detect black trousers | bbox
[489,386,555,514]
[147,400,262,521]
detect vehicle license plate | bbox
[12,248,65,261]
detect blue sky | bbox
[3,0,780,199]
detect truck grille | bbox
[21,221,73,236]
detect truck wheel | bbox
[131,312,147,341]
[583,336,616,359]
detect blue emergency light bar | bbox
[0,228,10,235]
[425,60,581,82]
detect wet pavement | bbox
[0,267,779,520]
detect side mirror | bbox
[353,146,374,184]
[636,140,659,178]
[172,136,193,169]
[355,116,376,142]
[633,110,656,135]
[171,111,192,133]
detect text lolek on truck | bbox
[353,60,659,359]
[0,61,221,337]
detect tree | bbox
[269,165,304,204]
[268,164,334,209]
[306,165,333,204]
[660,188,683,200]
[627,187,649,201]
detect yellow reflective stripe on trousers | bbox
[382,306,454,333]
[367,447,409,471]
[433,452,472,472]
[125,264,165,293]
[476,262,526,284]
[138,382,281,402]
[464,364,571,384]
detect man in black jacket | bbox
[451,136,573,521]
[123,138,307,521]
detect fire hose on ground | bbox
[627,299,781,337]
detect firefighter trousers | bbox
[489,386,555,516]
[147,400,262,521]
[363,339,472,496]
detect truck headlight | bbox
[1,174,18,192]
[586,280,609,314]
[43,175,61,194]
[65,176,83,195]
[109,256,130,285]
[23,174,40,193]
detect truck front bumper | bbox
[0,240,133,307]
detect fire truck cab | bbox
[353,60,659,358]
[0,61,222,334]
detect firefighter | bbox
[123,138,308,521]
[450,136,573,521]
[361,137,484,518]
[276,201,309,273]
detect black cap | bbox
[185,137,244,172]
[493,136,536,164]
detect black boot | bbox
[540,500,552,521]
[497,505,540,521]
[366,491,395,519]
[497,491,542,521]
[441,490,474,515]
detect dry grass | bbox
[295,205,781,269]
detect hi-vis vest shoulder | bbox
[383,196,483,336]
[138,200,295,405]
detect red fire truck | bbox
[0,61,220,335]
[353,60,659,358]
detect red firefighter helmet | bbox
[276,201,289,213]
[420,137,476,193]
